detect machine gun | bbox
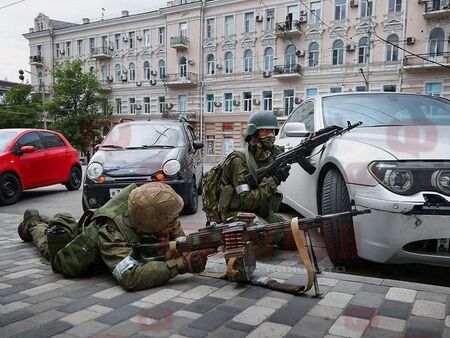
[133,207,370,296]
[245,121,363,188]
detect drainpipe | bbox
[199,0,205,142]
[159,9,168,114]
[399,1,408,92]
[49,27,54,85]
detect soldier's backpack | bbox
[202,150,246,223]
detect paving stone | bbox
[60,309,102,325]
[144,301,185,319]
[170,296,195,304]
[29,309,66,324]
[184,296,225,314]
[21,282,61,296]
[308,305,342,320]
[232,305,275,326]
[0,292,28,304]
[269,296,318,326]
[190,276,229,288]
[177,326,208,338]
[215,305,242,314]
[362,327,404,338]
[58,297,101,313]
[10,320,73,338]
[173,310,202,320]
[86,304,114,314]
[222,296,257,311]
[96,305,142,325]
[255,296,288,310]
[65,319,111,337]
[92,285,126,299]
[64,285,105,298]
[225,321,256,333]
[289,315,333,338]
[266,290,295,301]
[447,315,450,327]
[98,320,141,337]
[370,315,406,332]
[406,315,445,338]
[332,281,364,294]
[238,286,270,299]
[209,284,247,300]
[5,269,45,279]
[376,300,412,320]
[319,292,353,309]
[412,299,446,319]
[189,310,234,331]
[342,305,377,320]
[0,300,30,314]
[329,315,370,338]
[179,285,218,300]
[100,292,143,308]
[318,277,340,287]
[23,288,68,305]
[385,287,417,303]
[417,291,448,303]
[0,319,39,337]
[207,326,247,338]
[246,322,292,338]
[0,309,34,327]
[140,289,182,304]
[0,283,36,296]
[350,292,385,308]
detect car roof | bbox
[0,128,57,133]
[118,120,185,126]
[308,92,434,100]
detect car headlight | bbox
[86,162,103,180]
[163,160,180,176]
[433,170,450,194]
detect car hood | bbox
[91,147,181,176]
[339,125,450,160]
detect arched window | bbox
[224,51,233,74]
[429,28,445,57]
[243,49,253,72]
[143,61,151,80]
[101,65,108,82]
[158,59,166,80]
[115,64,121,82]
[264,47,274,71]
[179,57,187,77]
[358,37,368,63]
[332,40,344,65]
[308,42,319,67]
[129,62,136,81]
[285,45,296,68]
[386,34,399,62]
[207,54,215,75]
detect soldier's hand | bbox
[182,249,215,273]
[272,164,291,185]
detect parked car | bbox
[276,92,450,267]
[82,120,203,214]
[0,128,82,205]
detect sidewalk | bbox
[1,212,449,338]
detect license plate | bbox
[109,188,122,198]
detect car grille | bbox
[112,177,152,183]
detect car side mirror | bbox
[193,141,204,151]
[284,122,309,137]
[19,145,36,154]
[93,144,100,152]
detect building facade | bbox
[24,0,450,162]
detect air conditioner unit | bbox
[350,0,359,7]
[296,50,305,57]
[120,74,127,81]
[214,101,222,107]
[233,100,240,107]
[294,97,302,104]
[136,104,142,110]
[150,79,157,86]
[253,98,261,105]
[136,35,142,41]
[136,81,142,86]
[109,45,114,51]
[151,70,157,76]
[188,59,195,65]
[165,102,173,109]
[255,15,263,22]
[346,44,356,51]
[59,49,65,55]
[106,76,113,82]
[123,36,128,42]
[216,64,223,70]
[262,70,271,78]
[406,37,415,45]
[298,16,307,24]
[300,10,307,16]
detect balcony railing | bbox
[99,80,112,92]
[31,84,51,94]
[29,55,44,66]
[275,20,301,37]
[170,36,189,50]
[273,64,302,78]
[164,73,199,87]
[91,47,111,59]
[423,0,450,18]
[403,52,450,70]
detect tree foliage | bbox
[0,84,41,128]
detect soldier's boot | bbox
[18,209,41,242]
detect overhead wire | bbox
[0,0,24,10]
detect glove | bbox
[180,249,215,274]
[272,164,291,185]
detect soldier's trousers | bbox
[29,222,51,261]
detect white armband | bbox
[112,256,138,281]
[236,184,250,195]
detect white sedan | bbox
[276,92,450,267]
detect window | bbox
[101,65,108,82]
[386,34,399,62]
[206,18,215,38]
[361,0,373,17]
[179,95,187,113]
[37,45,42,57]
[224,93,233,112]
[179,57,187,77]
[335,0,347,20]
[144,97,151,114]
[224,51,233,74]
[243,49,253,72]
[129,63,136,81]
[77,40,82,55]
[285,45,296,68]
[143,61,151,80]
[129,98,136,115]
[55,43,60,58]
[89,38,95,54]
[143,29,150,47]
[332,40,344,65]
[206,135,215,155]
[429,28,445,57]
[310,2,321,23]
[38,72,43,88]
[206,94,214,113]
[306,88,318,97]
[158,27,165,45]
[17,132,43,150]
[265,8,275,30]
[115,34,121,50]
[383,84,396,92]
[224,15,234,36]
[358,37,369,63]
[264,47,274,71]
[115,64,121,82]
[101,36,108,53]
[388,0,402,13]
[159,59,166,79]
[207,54,215,75]
[284,89,294,116]
[356,85,367,92]
[308,42,320,67]
[287,5,299,21]
[330,87,342,93]
[179,22,188,37]
[426,83,441,96]
[40,131,65,148]
[244,12,255,33]
[115,98,122,114]
[129,32,135,49]
[158,96,165,113]
[263,91,273,111]
[243,92,252,112]
[66,41,71,57]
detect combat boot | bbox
[18,209,41,242]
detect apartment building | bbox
[24,0,450,161]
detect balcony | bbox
[170,36,189,50]
[31,84,50,95]
[403,52,450,71]
[91,47,111,60]
[275,20,301,38]
[98,80,112,93]
[164,73,199,87]
[29,55,44,67]
[162,111,199,123]
[422,0,450,18]
[272,65,302,79]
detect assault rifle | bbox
[133,207,370,296]
[245,121,363,188]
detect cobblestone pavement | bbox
[1,212,450,338]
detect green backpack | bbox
[202,150,246,223]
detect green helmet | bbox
[245,111,279,141]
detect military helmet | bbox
[128,182,184,234]
[245,111,279,141]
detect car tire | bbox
[65,166,82,191]
[184,180,198,215]
[320,169,359,266]
[0,173,22,206]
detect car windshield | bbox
[0,130,20,152]
[322,94,450,127]
[101,123,184,149]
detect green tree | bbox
[0,84,41,128]
[46,60,110,155]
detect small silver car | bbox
[276,92,450,267]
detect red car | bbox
[0,128,82,205]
